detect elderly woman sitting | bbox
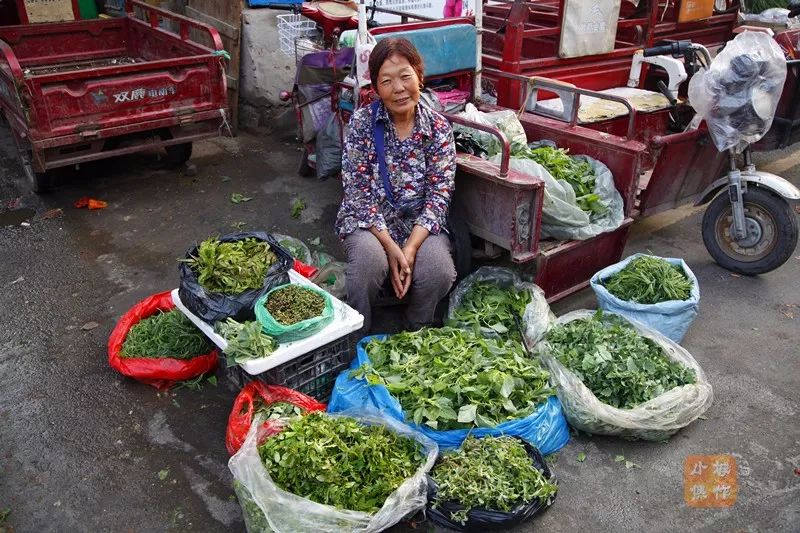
[335,37,457,334]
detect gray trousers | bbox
[344,229,457,335]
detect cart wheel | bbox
[449,213,473,281]
[702,187,798,275]
[298,148,314,178]
[164,143,193,166]
[16,143,53,193]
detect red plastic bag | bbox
[108,291,219,390]
[293,258,319,279]
[226,381,327,455]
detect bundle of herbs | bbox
[257,413,425,513]
[447,281,532,339]
[180,237,277,294]
[519,146,606,215]
[544,311,696,409]
[603,255,693,304]
[253,400,305,421]
[121,309,211,359]
[353,328,552,430]
[265,284,326,325]
[215,318,277,367]
[430,436,557,525]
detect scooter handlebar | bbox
[643,41,692,57]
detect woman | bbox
[335,38,457,334]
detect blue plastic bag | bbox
[590,253,700,343]
[327,335,570,454]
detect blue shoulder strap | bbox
[371,100,396,208]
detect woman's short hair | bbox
[368,38,425,89]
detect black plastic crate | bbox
[228,333,356,402]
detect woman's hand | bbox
[386,241,412,299]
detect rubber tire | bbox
[17,146,54,193]
[164,143,193,166]
[702,187,798,275]
[298,148,314,178]
[449,213,473,281]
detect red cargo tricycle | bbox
[0,0,229,192]
[323,13,798,301]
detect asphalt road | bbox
[0,121,798,533]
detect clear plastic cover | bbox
[229,409,438,533]
[537,310,714,441]
[446,266,553,346]
[688,31,788,153]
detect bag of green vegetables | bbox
[447,266,552,345]
[538,310,713,441]
[228,409,437,533]
[178,232,293,323]
[255,283,335,343]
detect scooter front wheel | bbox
[702,187,798,275]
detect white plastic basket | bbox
[277,13,318,56]
[171,270,363,375]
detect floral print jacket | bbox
[335,101,456,243]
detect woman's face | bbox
[376,53,421,119]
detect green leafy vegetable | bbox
[431,436,557,524]
[257,413,425,512]
[545,311,696,409]
[353,328,552,430]
[291,197,306,219]
[577,452,586,462]
[447,282,532,340]
[121,309,211,359]
[176,373,217,391]
[519,146,606,215]
[180,237,277,294]
[265,285,325,325]
[603,256,693,304]
[278,238,309,261]
[253,400,304,421]
[230,193,253,204]
[216,318,276,367]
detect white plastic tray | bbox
[171,270,363,376]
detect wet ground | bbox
[0,114,798,532]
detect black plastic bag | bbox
[425,438,556,532]
[178,231,293,323]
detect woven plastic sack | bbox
[254,283,335,343]
[178,231,293,323]
[228,408,438,533]
[425,437,556,531]
[108,291,218,390]
[327,336,570,454]
[590,253,700,342]
[226,381,327,455]
[447,266,552,346]
[538,310,713,441]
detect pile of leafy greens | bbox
[215,318,276,367]
[518,146,606,215]
[545,311,696,409]
[121,309,211,359]
[257,413,424,512]
[447,281,531,339]
[353,328,552,430]
[180,237,277,294]
[431,436,557,524]
[603,256,693,304]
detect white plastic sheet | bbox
[229,409,438,533]
[538,310,714,441]
[688,31,788,153]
